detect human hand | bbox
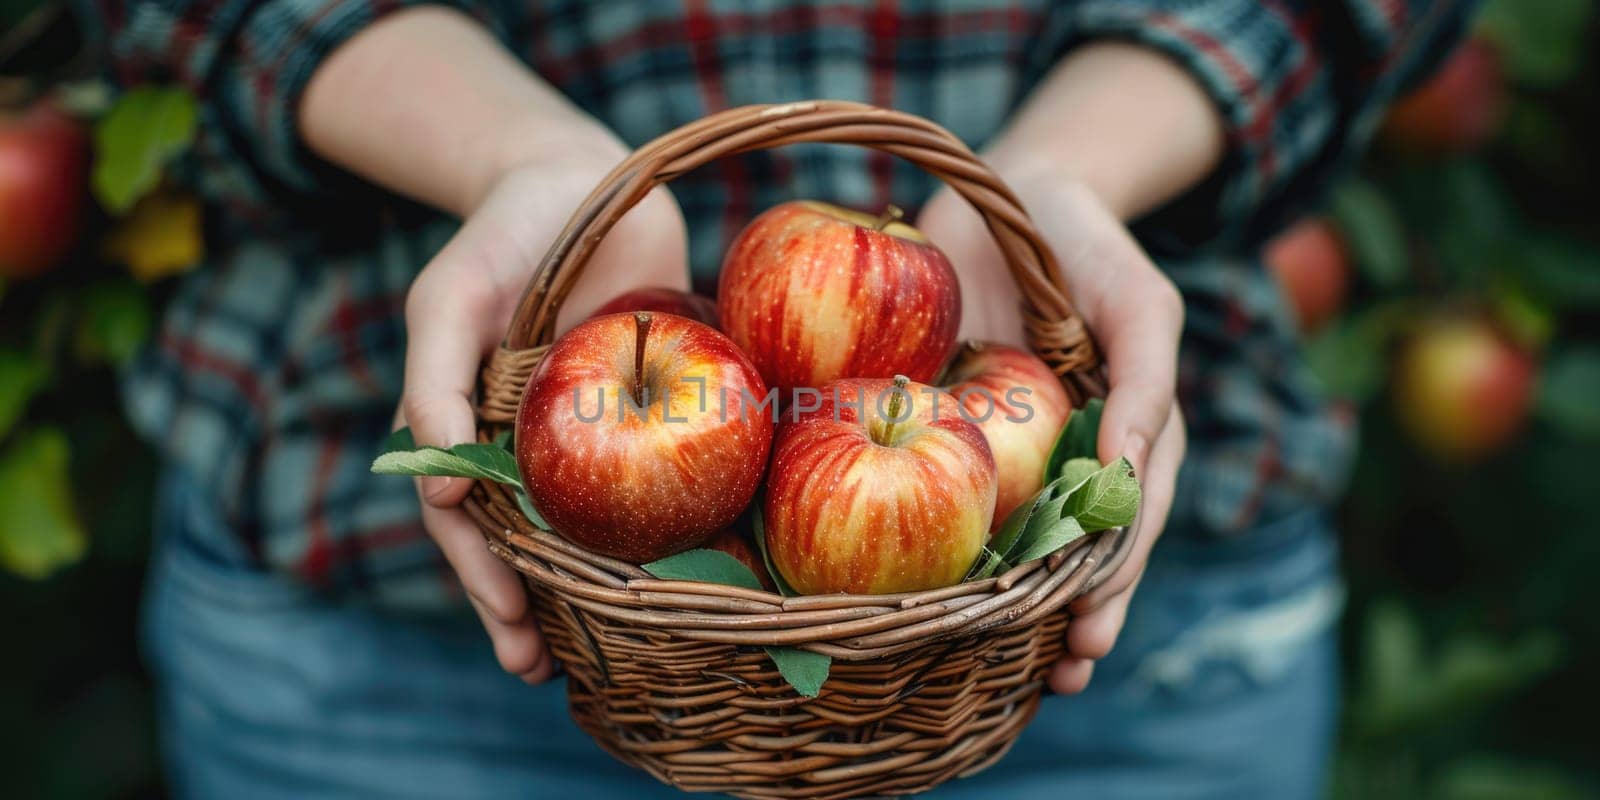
[399,154,688,683]
[917,177,1187,694]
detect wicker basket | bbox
[466,101,1134,799]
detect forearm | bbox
[299,6,623,217]
[983,42,1226,222]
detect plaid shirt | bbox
[75,0,1472,609]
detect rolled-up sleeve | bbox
[75,0,518,194]
[1045,0,1478,247]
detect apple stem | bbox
[873,205,905,231]
[874,375,912,446]
[632,312,652,408]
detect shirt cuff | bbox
[1054,1,1333,245]
[217,0,512,193]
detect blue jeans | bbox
[144,470,1342,799]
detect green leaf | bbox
[381,427,416,454]
[969,478,1055,579]
[1434,755,1593,800]
[1516,233,1600,310]
[93,87,199,213]
[0,428,87,579]
[1330,179,1408,289]
[74,280,152,366]
[1062,457,1141,532]
[1055,457,1101,490]
[1302,301,1411,403]
[1364,600,1424,726]
[1009,515,1086,565]
[763,646,831,697]
[1477,0,1595,87]
[1043,397,1103,482]
[0,350,47,440]
[643,548,765,591]
[1536,346,1600,437]
[751,508,799,596]
[370,442,522,486]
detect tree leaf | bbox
[1063,457,1141,532]
[370,442,521,486]
[751,508,799,596]
[1516,232,1600,310]
[0,428,87,579]
[0,349,47,440]
[1536,346,1600,437]
[763,647,831,697]
[1477,0,1595,87]
[643,548,765,591]
[92,87,198,213]
[100,189,204,282]
[1330,179,1409,289]
[1043,397,1103,483]
[74,280,152,366]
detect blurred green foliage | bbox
[1317,0,1600,796]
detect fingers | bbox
[423,487,555,682]
[1089,261,1183,476]
[421,501,529,625]
[402,253,501,507]
[1072,405,1184,614]
[1047,657,1096,695]
[468,595,554,682]
[1066,570,1139,659]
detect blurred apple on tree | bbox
[1382,38,1508,153]
[1266,217,1352,334]
[0,101,88,279]
[1393,315,1537,460]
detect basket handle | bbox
[486,100,1107,416]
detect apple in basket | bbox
[593,286,720,328]
[764,376,996,595]
[516,312,774,562]
[942,342,1072,530]
[718,201,961,393]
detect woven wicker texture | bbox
[468,101,1133,798]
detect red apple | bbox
[1265,217,1351,334]
[516,312,774,562]
[765,376,996,595]
[718,201,961,393]
[942,342,1072,530]
[1393,316,1536,460]
[1381,38,1507,153]
[0,102,89,279]
[593,287,719,328]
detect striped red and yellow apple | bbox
[516,312,774,563]
[594,286,720,328]
[717,201,961,393]
[764,376,997,595]
[942,342,1072,530]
